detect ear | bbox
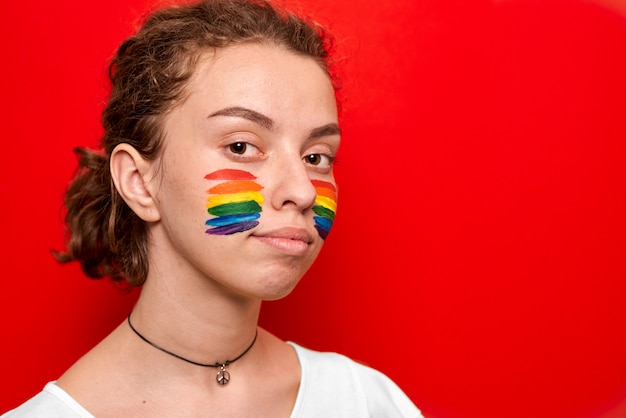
[110,143,161,222]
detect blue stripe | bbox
[205,213,260,227]
[314,216,333,231]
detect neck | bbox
[130,271,262,367]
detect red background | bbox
[2,1,626,417]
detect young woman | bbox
[3,0,421,416]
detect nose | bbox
[268,154,317,211]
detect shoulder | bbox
[288,343,423,418]
[2,383,94,418]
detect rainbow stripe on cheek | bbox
[312,180,337,240]
[205,169,264,235]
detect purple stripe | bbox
[315,225,330,240]
[206,221,259,235]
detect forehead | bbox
[179,42,338,122]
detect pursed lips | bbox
[251,227,314,255]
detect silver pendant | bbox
[216,365,230,385]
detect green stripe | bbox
[208,201,262,216]
[313,205,335,220]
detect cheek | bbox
[311,180,337,240]
[204,169,264,235]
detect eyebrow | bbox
[208,106,341,139]
[309,123,341,139]
[208,107,275,131]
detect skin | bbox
[56,42,340,417]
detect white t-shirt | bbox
[3,343,422,417]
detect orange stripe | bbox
[315,186,337,201]
[208,180,263,194]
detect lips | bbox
[252,227,313,255]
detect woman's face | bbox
[145,43,340,301]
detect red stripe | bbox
[311,179,336,191]
[204,169,257,180]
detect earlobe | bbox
[110,144,161,222]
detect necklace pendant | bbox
[216,364,230,385]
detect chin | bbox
[261,285,298,301]
[254,266,309,301]
[259,277,302,301]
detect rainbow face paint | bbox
[311,180,337,240]
[205,169,264,235]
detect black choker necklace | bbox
[127,314,258,385]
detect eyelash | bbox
[303,153,336,167]
[226,141,262,160]
[226,141,338,170]
[229,142,249,154]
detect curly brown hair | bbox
[56,0,338,286]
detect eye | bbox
[229,142,247,154]
[304,154,322,165]
[303,153,334,168]
[225,141,263,161]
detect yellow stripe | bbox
[315,195,337,212]
[207,191,264,208]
